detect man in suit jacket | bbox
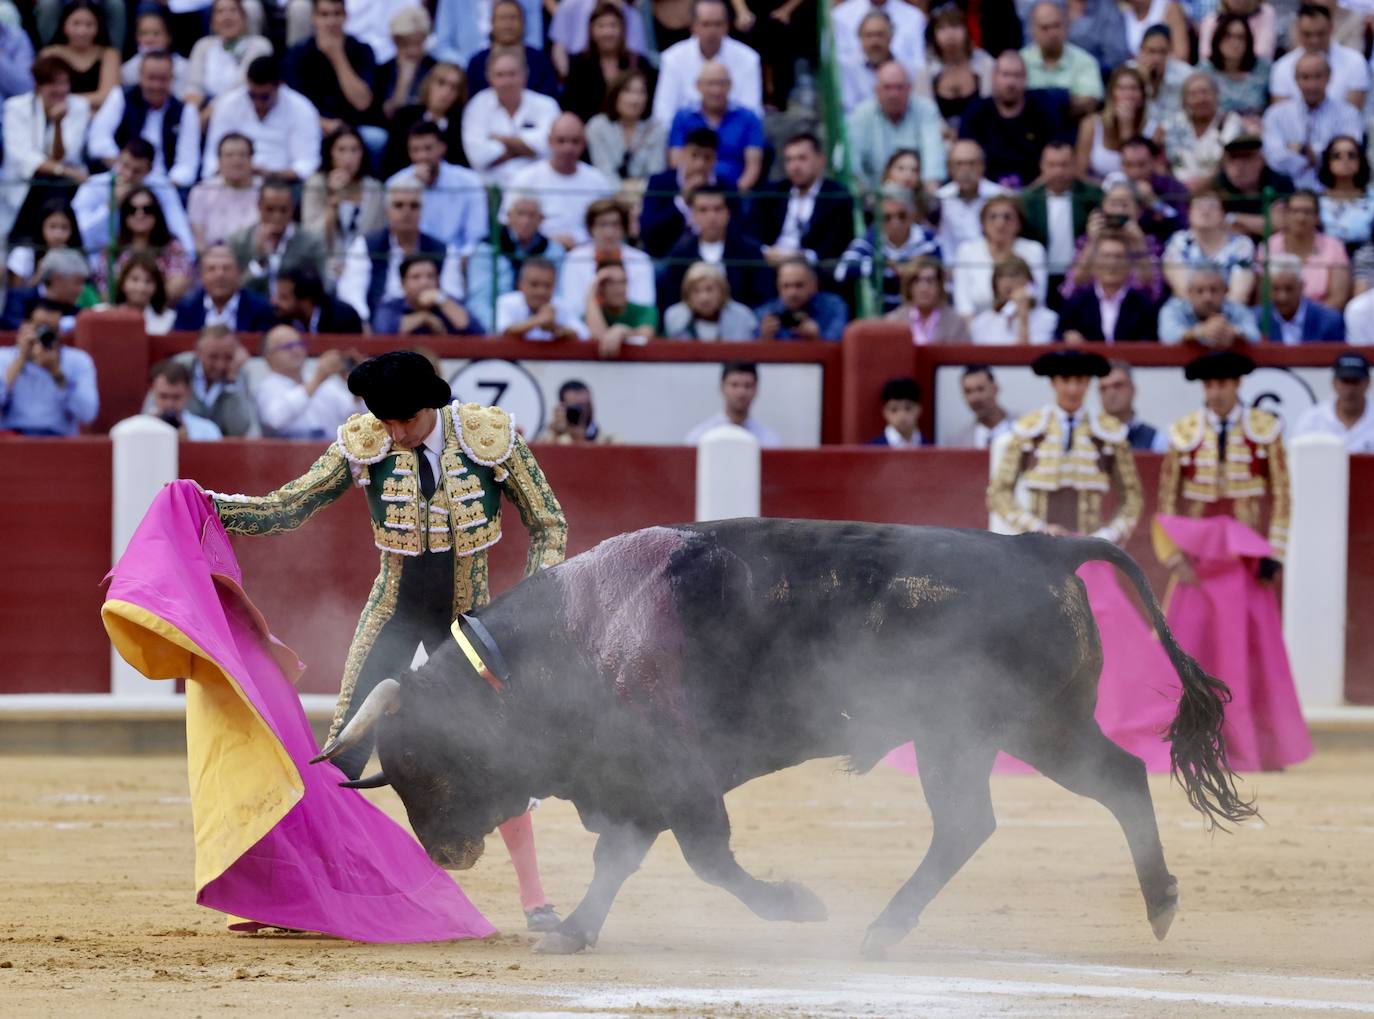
[1056,232,1159,342]
[1019,141,1100,282]
[167,324,260,437]
[640,126,727,258]
[173,244,278,333]
[1263,255,1347,343]
[752,132,856,269]
[657,186,774,310]
[271,265,364,334]
[226,178,328,298]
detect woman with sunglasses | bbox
[93,186,195,303]
[1317,136,1374,250]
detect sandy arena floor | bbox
[2,745,1373,1017]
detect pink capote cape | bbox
[1155,514,1312,772]
[885,560,1181,776]
[101,481,495,943]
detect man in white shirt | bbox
[88,51,200,188]
[496,257,589,340]
[945,365,1014,448]
[685,360,781,447]
[502,113,614,250]
[1262,52,1364,190]
[345,0,424,62]
[461,51,561,188]
[832,0,926,80]
[385,121,489,253]
[337,181,464,322]
[202,55,323,182]
[254,324,362,439]
[73,138,195,256]
[1269,3,1368,109]
[936,140,1008,257]
[840,10,897,115]
[1294,352,1374,452]
[652,0,762,127]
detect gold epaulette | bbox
[1168,410,1205,453]
[1089,411,1128,445]
[1243,406,1283,445]
[337,413,392,465]
[1011,406,1051,441]
[453,402,515,467]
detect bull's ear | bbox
[339,770,390,789]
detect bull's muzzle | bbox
[429,837,485,871]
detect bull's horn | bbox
[339,770,390,789]
[311,678,401,763]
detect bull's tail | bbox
[1059,537,1258,830]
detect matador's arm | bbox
[986,437,1047,534]
[211,445,354,536]
[1265,438,1290,563]
[1151,447,1183,565]
[1095,441,1143,546]
[500,434,568,574]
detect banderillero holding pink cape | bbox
[101,480,495,942]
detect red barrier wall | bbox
[0,438,112,692]
[1347,455,1374,704]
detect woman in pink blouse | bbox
[1260,190,1351,309]
[886,256,971,344]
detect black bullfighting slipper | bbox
[525,904,561,932]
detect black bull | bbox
[317,519,1255,956]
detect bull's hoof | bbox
[532,929,589,955]
[1149,883,1180,941]
[525,904,561,932]
[778,881,828,922]
[860,922,907,960]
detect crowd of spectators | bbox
[3,0,1374,443]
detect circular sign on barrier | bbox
[1242,366,1318,434]
[448,359,547,439]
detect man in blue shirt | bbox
[668,62,764,193]
[756,258,849,341]
[0,300,99,436]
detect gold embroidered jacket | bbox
[987,405,1143,545]
[212,401,567,739]
[1153,406,1289,562]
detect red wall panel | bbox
[0,438,112,692]
[1346,455,1374,704]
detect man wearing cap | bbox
[987,350,1174,767]
[205,350,568,930]
[1208,135,1294,239]
[1152,350,1310,771]
[1294,352,1374,451]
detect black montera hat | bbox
[1184,350,1256,381]
[1031,350,1110,378]
[347,350,451,420]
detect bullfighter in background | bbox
[984,349,1178,770]
[1153,350,1311,771]
[207,350,569,929]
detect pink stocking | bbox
[497,811,547,912]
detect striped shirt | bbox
[1261,98,1364,190]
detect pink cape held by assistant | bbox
[101,480,495,943]
[1154,513,1312,773]
[885,560,1181,776]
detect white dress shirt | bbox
[651,37,763,127]
[970,302,1058,344]
[202,84,323,180]
[461,88,561,187]
[776,179,823,252]
[202,291,241,329]
[418,405,444,484]
[936,179,1010,259]
[87,89,202,187]
[337,235,465,319]
[555,242,656,317]
[952,237,1048,318]
[1095,283,1128,341]
[685,414,781,448]
[501,160,615,247]
[386,162,490,253]
[494,291,590,339]
[832,0,927,73]
[1294,398,1374,452]
[254,370,360,438]
[1045,191,1075,272]
[1344,287,1374,344]
[883,424,922,447]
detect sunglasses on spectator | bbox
[390,200,421,209]
[129,203,155,214]
[1331,149,1360,160]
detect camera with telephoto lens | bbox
[564,404,585,427]
[157,411,182,428]
[777,310,802,329]
[1104,214,1129,229]
[35,325,58,350]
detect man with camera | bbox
[755,257,848,341]
[147,360,222,441]
[537,380,614,445]
[0,299,99,436]
[253,325,363,439]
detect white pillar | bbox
[110,415,179,698]
[695,424,761,521]
[1283,432,1349,710]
